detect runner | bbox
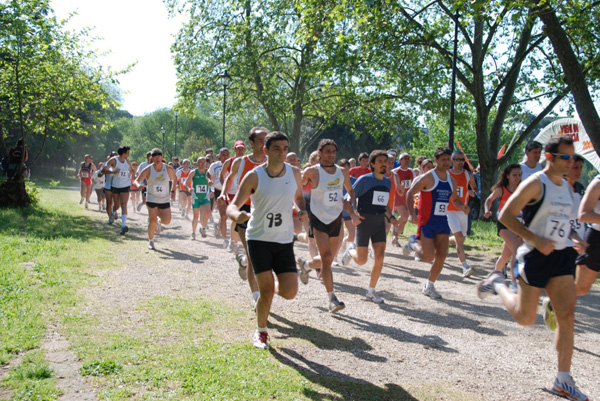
[390,152,413,247]
[297,139,357,312]
[136,152,152,212]
[219,140,247,252]
[447,150,478,277]
[92,162,106,211]
[520,140,543,180]
[483,163,522,291]
[348,152,370,179]
[101,146,135,235]
[176,159,193,219]
[477,136,588,401]
[78,155,96,209]
[185,157,213,240]
[220,128,268,306]
[337,159,357,253]
[341,150,399,303]
[226,131,307,350]
[207,148,229,239]
[101,152,117,224]
[134,148,178,250]
[404,147,469,299]
[129,160,141,213]
[286,152,304,235]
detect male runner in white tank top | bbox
[298,139,357,313]
[101,146,135,235]
[477,136,588,401]
[226,131,307,350]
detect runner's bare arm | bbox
[406,172,432,223]
[183,169,195,188]
[484,187,502,219]
[450,176,469,214]
[579,177,600,224]
[133,165,151,188]
[226,170,257,224]
[293,167,308,222]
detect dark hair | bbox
[434,147,452,160]
[219,147,229,155]
[110,151,118,157]
[368,150,388,171]
[248,126,269,142]
[573,154,584,163]
[415,155,426,167]
[358,152,369,161]
[205,148,213,153]
[151,148,163,156]
[544,136,574,154]
[318,138,337,152]
[525,140,543,152]
[117,146,130,156]
[146,151,152,157]
[265,131,289,150]
[338,158,349,168]
[492,163,521,191]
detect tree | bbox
[167,0,422,158]
[0,0,119,206]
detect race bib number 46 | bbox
[372,191,389,206]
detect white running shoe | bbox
[341,249,353,267]
[214,223,221,238]
[296,257,310,285]
[79,197,84,204]
[462,262,476,278]
[200,227,207,238]
[148,240,155,250]
[136,202,143,212]
[422,283,442,299]
[477,271,505,299]
[366,290,384,304]
[155,221,162,235]
[236,253,248,281]
[191,232,196,240]
[368,248,374,259]
[85,202,88,209]
[551,375,589,401]
[253,330,269,350]
[328,294,345,313]
[223,239,229,249]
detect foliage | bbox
[80,360,122,377]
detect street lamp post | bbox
[161,125,165,152]
[448,10,459,152]
[219,70,231,148]
[174,110,179,157]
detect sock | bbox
[252,291,260,302]
[121,214,127,228]
[462,261,469,268]
[427,280,435,288]
[492,281,507,293]
[557,371,570,382]
[328,291,335,301]
[257,326,267,333]
[367,287,375,293]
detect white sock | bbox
[492,281,507,293]
[557,371,570,382]
[367,287,376,293]
[252,291,259,302]
[462,261,469,268]
[328,291,335,300]
[121,214,127,227]
[427,280,435,288]
[257,326,267,333]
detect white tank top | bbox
[246,163,295,243]
[520,171,575,251]
[112,157,130,189]
[310,165,344,224]
[146,163,171,204]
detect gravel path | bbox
[59,196,600,401]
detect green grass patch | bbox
[2,350,59,401]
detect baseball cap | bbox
[399,152,410,159]
[234,140,246,149]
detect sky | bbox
[51,0,185,116]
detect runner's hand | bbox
[533,235,555,256]
[297,210,308,222]
[572,238,588,254]
[351,214,364,226]
[235,211,250,224]
[408,214,418,224]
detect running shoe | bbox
[477,271,505,299]
[208,214,214,225]
[462,262,476,278]
[223,239,230,249]
[509,281,518,294]
[98,205,102,211]
[328,294,345,313]
[368,248,374,259]
[296,257,310,285]
[120,226,128,235]
[551,375,589,401]
[79,197,84,204]
[200,227,207,238]
[403,235,418,256]
[332,258,339,267]
[155,220,162,235]
[191,232,196,240]
[108,213,114,225]
[136,202,143,212]
[236,253,248,281]
[253,330,269,350]
[214,223,221,238]
[85,202,88,209]
[366,290,384,304]
[148,240,155,250]
[391,237,400,247]
[422,283,442,299]
[341,249,353,267]
[181,209,185,217]
[543,297,557,331]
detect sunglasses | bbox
[152,153,163,157]
[551,153,573,161]
[453,158,465,162]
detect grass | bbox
[0,181,483,401]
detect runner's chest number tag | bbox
[326,190,341,205]
[372,191,389,206]
[402,180,411,189]
[196,184,207,193]
[434,202,449,216]
[456,187,464,198]
[545,218,569,243]
[264,212,285,231]
[120,171,127,177]
[81,172,89,178]
[154,185,166,194]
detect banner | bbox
[533,118,599,172]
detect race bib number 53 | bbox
[434,202,448,216]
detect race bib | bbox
[325,190,341,205]
[263,212,285,231]
[544,218,569,244]
[196,184,208,193]
[120,170,128,178]
[456,186,464,198]
[81,172,89,178]
[402,179,412,189]
[372,191,389,206]
[154,185,166,194]
[434,202,449,216]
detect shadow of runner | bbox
[152,248,208,264]
[271,347,419,401]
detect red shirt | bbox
[349,166,371,179]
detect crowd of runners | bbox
[76,131,597,401]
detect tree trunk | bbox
[0,178,32,208]
[534,1,600,156]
